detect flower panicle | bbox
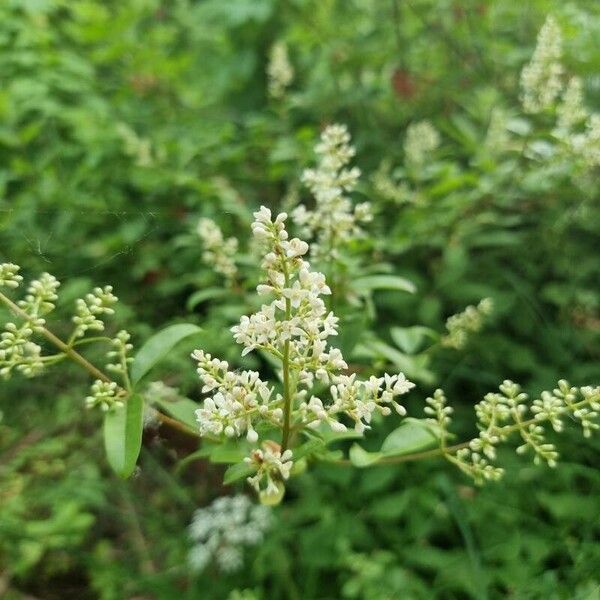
[520,15,563,113]
[191,208,414,500]
[293,124,371,262]
[441,298,493,349]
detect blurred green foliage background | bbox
[0,0,599,598]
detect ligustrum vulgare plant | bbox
[3,202,597,506]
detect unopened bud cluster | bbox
[0,263,132,410]
[72,286,118,340]
[1,266,59,379]
[441,298,493,349]
[425,379,600,484]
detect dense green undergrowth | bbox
[1,1,599,598]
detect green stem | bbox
[280,256,293,451]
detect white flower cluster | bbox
[425,380,600,484]
[441,298,493,350]
[520,16,563,113]
[188,495,271,573]
[516,18,600,172]
[245,441,293,502]
[72,286,118,339]
[197,217,238,280]
[267,41,294,99]
[192,207,415,496]
[192,348,277,442]
[0,267,59,379]
[404,120,440,168]
[293,124,371,262]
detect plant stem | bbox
[281,258,293,451]
[329,440,471,467]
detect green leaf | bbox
[306,424,364,445]
[349,444,384,468]
[390,326,439,354]
[103,394,144,478]
[381,418,440,456]
[131,324,202,386]
[223,462,255,485]
[152,396,199,431]
[292,438,325,460]
[352,275,416,295]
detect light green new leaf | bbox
[350,419,441,469]
[349,444,384,468]
[103,394,144,478]
[131,323,202,386]
[381,418,441,456]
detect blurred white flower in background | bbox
[188,495,271,573]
